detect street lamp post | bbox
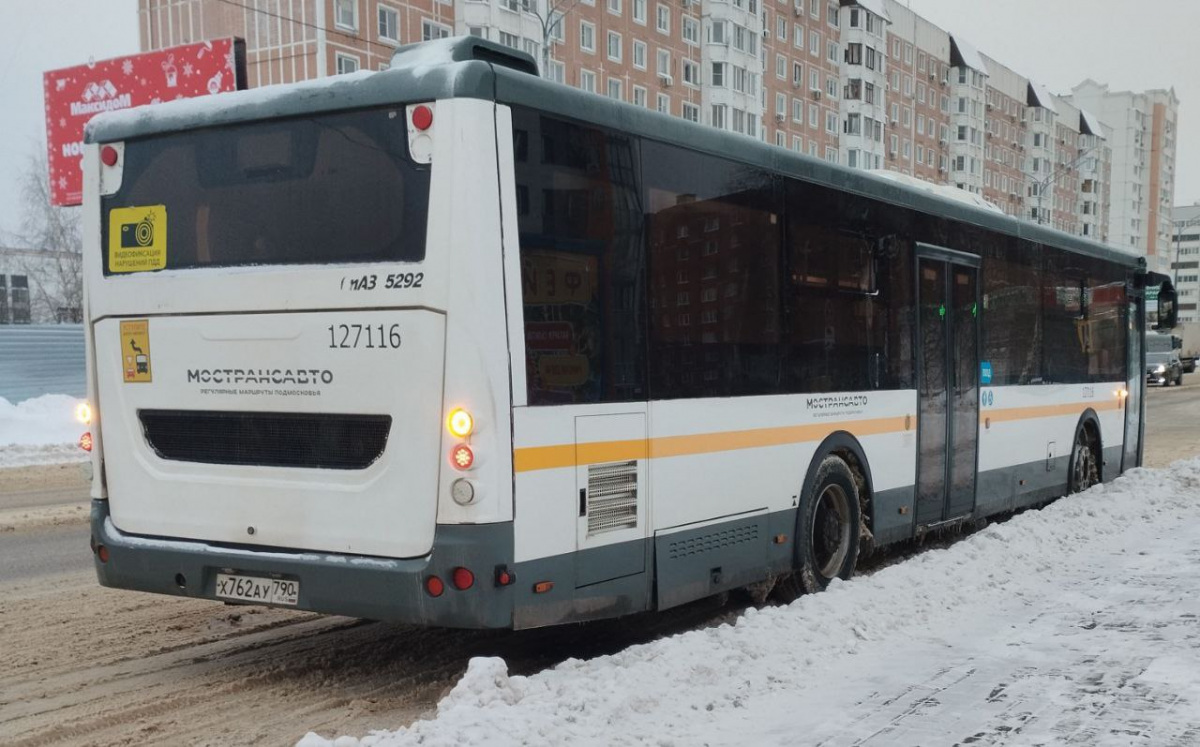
[1033,145,1096,228]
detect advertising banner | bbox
[43,38,245,206]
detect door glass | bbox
[948,267,978,516]
[1122,300,1142,470]
[916,259,947,524]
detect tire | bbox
[1069,425,1100,494]
[774,456,861,601]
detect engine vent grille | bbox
[586,460,639,536]
[138,410,392,470]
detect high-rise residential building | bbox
[1067,81,1179,269]
[1171,203,1200,324]
[138,0,1174,257]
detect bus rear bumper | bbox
[89,500,515,629]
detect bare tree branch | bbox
[6,149,82,323]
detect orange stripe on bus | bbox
[512,416,909,473]
[982,398,1123,424]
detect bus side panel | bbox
[976,382,1126,515]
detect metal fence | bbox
[0,325,85,403]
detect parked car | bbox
[1146,350,1184,386]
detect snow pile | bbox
[299,460,1200,746]
[0,395,88,468]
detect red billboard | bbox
[43,38,245,206]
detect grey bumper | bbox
[90,500,515,628]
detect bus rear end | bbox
[81,76,519,627]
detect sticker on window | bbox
[108,205,167,273]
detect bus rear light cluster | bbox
[79,432,93,452]
[452,567,475,590]
[411,104,434,131]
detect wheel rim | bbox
[812,483,852,579]
[1072,431,1098,492]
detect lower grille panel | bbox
[138,410,392,470]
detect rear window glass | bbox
[101,107,429,274]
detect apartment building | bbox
[138,0,1174,259]
[1068,81,1179,270]
[1172,203,1200,324]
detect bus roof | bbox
[88,36,1141,271]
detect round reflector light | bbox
[96,545,109,563]
[452,567,475,590]
[100,146,119,167]
[412,105,434,131]
[447,408,474,438]
[451,478,476,505]
[425,575,445,597]
[79,432,93,452]
[450,443,475,470]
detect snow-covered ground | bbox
[300,461,1200,747]
[0,394,88,468]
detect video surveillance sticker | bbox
[108,205,167,273]
[120,319,152,383]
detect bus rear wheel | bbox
[1069,426,1100,494]
[775,456,861,601]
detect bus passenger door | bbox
[574,413,648,587]
[915,248,980,526]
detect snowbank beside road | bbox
[0,395,87,468]
[300,460,1200,747]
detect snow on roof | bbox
[1028,81,1058,114]
[950,35,988,75]
[851,0,891,22]
[1079,108,1105,137]
[870,170,1005,214]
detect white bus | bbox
[81,38,1176,629]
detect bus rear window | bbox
[101,107,429,274]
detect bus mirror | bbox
[1153,283,1177,331]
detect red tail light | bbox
[450,443,475,470]
[452,567,475,590]
[79,432,93,452]
[425,575,445,597]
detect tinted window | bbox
[982,238,1043,385]
[102,108,429,274]
[643,141,780,398]
[513,109,647,405]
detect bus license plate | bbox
[214,573,300,606]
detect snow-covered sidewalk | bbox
[0,394,87,468]
[301,460,1200,747]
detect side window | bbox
[981,238,1043,385]
[780,180,907,393]
[10,275,31,325]
[1083,258,1127,383]
[1042,246,1089,383]
[512,109,646,405]
[0,275,8,324]
[642,141,781,398]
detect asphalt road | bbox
[0,523,90,584]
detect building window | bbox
[682,103,699,122]
[608,78,623,99]
[683,59,698,86]
[634,0,646,23]
[633,40,647,69]
[580,21,595,52]
[498,31,520,49]
[608,0,621,14]
[335,52,360,74]
[422,20,450,40]
[579,69,596,92]
[657,48,671,77]
[657,93,670,114]
[334,0,357,31]
[683,17,699,45]
[377,6,399,42]
[633,85,648,107]
[656,4,670,34]
[607,31,622,61]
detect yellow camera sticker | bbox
[120,319,152,383]
[108,205,167,273]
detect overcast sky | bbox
[0,0,1195,240]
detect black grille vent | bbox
[139,410,392,470]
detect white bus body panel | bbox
[977,383,1125,472]
[94,310,445,557]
